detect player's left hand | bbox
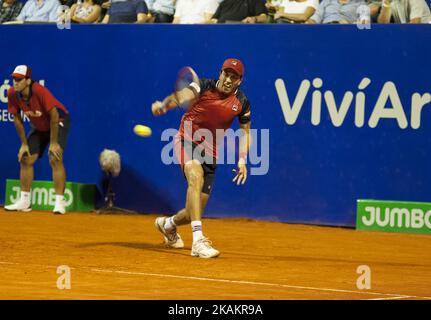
[49,143,63,161]
[18,144,30,162]
[233,161,247,185]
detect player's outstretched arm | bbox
[151,93,179,116]
[152,87,198,116]
[233,122,251,185]
[175,87,198,106]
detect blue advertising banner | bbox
[0,24,430,226]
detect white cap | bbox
[11,65,32,79]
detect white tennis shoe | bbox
[155,217,184,249]
[53,200,66,215]
[4,199,32,212]
[191,237,220,258]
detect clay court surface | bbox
[0,208,430,300]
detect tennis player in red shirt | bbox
[5,65,70,214]
[152,58,251,258]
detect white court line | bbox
[91,268,431,300]
[2,261,430,300]
[366,296,410,300]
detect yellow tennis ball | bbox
[133,124,152,137]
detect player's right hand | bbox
[18,144,30,162]
[233,160,248,186]
[49,142,63,162]
[151,101,167,116]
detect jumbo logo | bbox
[275,78,431,129]
[9,186,73,207]
[362,206,431,230]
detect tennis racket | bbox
[173,66,200,110]
[159,66,200,113]
[152,66,201,116]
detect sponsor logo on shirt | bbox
[24,110,43,118]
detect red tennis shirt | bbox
[8,82,69,132]
[177,79,251,158]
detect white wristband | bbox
[189,82,201,94]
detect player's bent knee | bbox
[20,155,38,166]
[184,160,203,176]
[184,159,201,169]
[49,157,62,168]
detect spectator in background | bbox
[145,0,175,23]
[0,0,23,23]
[272,0,319,23]
[307,0,366,23]
[377,0,431,23]
[367,0,382,21]
[210,0,268,23]
[100,0,111,21]
[173,0,219,24]
[70,0,102,23]
[14,0,61,22]
[102,0,149,23]
[101,0,111,8]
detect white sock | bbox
[164,216,176,231]
[20,191,31,204]
[191,220,203,243]
[55,194,64,207]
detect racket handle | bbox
[160,102,167,114]
[152,102,167,116]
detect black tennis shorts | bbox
[176,139,217,195]
[27,113,70,159]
